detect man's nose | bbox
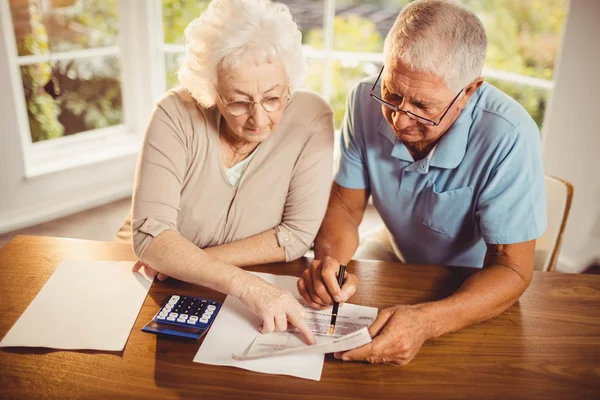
[391,109,415,130]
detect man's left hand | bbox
[335,304,434,366]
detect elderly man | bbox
[298,0,546,365]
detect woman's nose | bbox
[249,103,269,127]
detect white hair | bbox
[178,0,305,107]
[384,0,487,91]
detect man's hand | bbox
[132,260,169,281]
[335,304,434,365]
[297,256,358,309]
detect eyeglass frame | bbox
[369,66,464,127]
[217,88,291,117]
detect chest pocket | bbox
[420,181,474,236]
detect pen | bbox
[328,264,346,336]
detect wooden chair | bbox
[534,176,574,271]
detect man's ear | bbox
[458,77,484,108]
[465,77,484,97]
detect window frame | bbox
[0,0,148,179]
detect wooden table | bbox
[0,235,599,399]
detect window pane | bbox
[303,58,325,93]
[331,61,382,129]
[10,0,119,56]
[486,79,550,128]
[333,0,404,52]
[21,56,123,143]
[165,53,185,89]
[279,0,325,50]
[461,0,568,80]
[162,0,210,44]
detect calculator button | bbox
[202,313,211,319]
[156,314,166,320]
[207,305,216,310]
[179,314,188,320]
[186,319,197,325]
[205,309,214,314]
[169,312,178,318]
[189,316,198,322]
[170,295,180,302]
[199,317,209,323]
[167,316,177,321]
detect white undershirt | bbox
[224,151,257,187]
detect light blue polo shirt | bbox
[335,77,547,267]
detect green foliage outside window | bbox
[17,0,122,143]
[18,0,565,142]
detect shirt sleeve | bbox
[275,110,335,261]
[334,83,370,190]
[131,93,188,261]
[476,124,547,244]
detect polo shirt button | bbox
[283,235,289,241]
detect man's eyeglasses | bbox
[218,89,291,117]
[370,66,463,127]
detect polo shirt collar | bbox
[376,88,480,170]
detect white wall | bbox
[542,0,600,273]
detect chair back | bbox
[535,176,574,271]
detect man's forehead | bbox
[383,63,448,102]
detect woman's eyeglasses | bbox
[218,90,291,117]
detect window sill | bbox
[25,126,142,179]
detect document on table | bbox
[233,327,372,361]
[234,299,377,360]
[193,272,377,381]
[0,259,153,351]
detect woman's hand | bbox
[238,276,316,345]
[132,260,169,281]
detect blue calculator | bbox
[142,295,222,339]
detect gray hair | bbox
[383,0,487,91]
[178,0,305,107]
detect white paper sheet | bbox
[193,272,377,381]
[0,259,153,351]
[233,327,372,361]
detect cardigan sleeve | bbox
[131,92,190,261]
[274,110,335,261]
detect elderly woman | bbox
[123,0,334,343]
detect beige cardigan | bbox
[131,88,334,262]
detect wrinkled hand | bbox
[297,256,358,310]
[132,260,169,281]
[239,278,315,345]
[334,304,433,366]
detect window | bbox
[3,0,567,172]
[157,0,566,132]
[7,0,124,143]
